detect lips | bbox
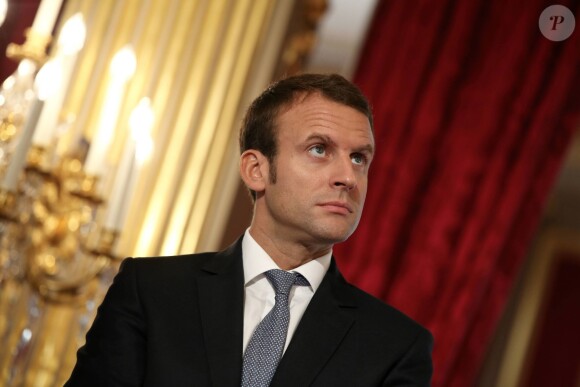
[318,201,353,214]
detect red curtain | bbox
[335,0,580,385]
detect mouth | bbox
[318,201,353,215]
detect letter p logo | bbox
[539,5,576,41]
[550,15,565,30]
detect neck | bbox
[248,225,332,270]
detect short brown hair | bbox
[239,73,373,200]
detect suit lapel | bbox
[271,259,356,386]
[197,239,245,386]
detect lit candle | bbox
[104,144,135,230]
[64,1,123,154]
[104,98,154,230]
[1,61,58,191]
[33,13,86,148]
[31,0,64,36]
[0,0,8,28]
[84,45,136,177]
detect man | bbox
[66,73,433,386]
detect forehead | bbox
[276,93,374,145]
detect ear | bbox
[240,150,269,193]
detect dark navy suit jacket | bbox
[66,237,433,386]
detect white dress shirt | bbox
[242,229,331,354]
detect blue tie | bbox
[241,269,310,387]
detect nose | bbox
[331,156,357,191]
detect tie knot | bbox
[264,269,309,295]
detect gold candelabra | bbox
[0,148,123,385]
[0,15,123,387]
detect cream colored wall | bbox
[57,0,295,258]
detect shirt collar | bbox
[242,229,331,292]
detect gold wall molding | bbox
[495,229,580,386]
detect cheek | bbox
[280,163,316,185]
[359,177,368,193]
[356,177,369,200]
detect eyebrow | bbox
[355,143,375,156]
[305,133,335,146]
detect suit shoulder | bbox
[128,251,217,266]
[118,251,218,279]
[346,283,431,338]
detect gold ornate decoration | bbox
[6,29,52,65]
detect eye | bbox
[351,153,367,166]
[308,145,326,157]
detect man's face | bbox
[256,93,374,248]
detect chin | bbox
[315,227,356,245]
